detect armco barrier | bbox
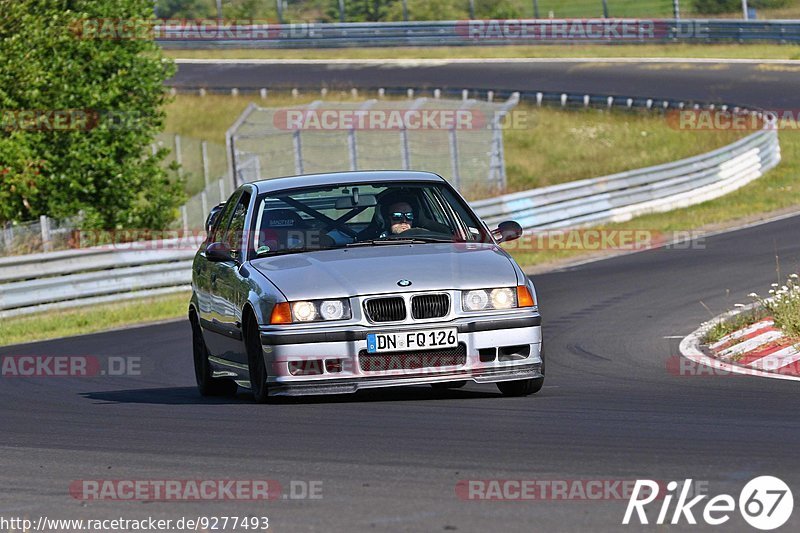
[471,128,780,230]
[154,19,800,49]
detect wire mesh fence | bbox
[228,95,519,198]
[0,216,78,257]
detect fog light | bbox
[325,359,343,373]
[288,360,324,376]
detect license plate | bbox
[366,328,458,354]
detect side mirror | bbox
[205,242,235,263]
[493,221,523,243]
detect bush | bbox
[0,0,184,230]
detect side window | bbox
[221,191,252,253]
[209,190,241,243]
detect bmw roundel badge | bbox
[397,279,412,287]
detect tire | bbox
[244,314,270,404]
[431,381,466,390]
[191,313,238,397]
[497,377,543,396]
[496,345,545,397]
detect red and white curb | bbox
[679,306,800,382]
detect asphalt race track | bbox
[170,58,800,108]
[2,59,800,531]
[2,214,800,531]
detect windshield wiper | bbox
[346,237,453,247]
[254,248,311,258]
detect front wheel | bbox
[191,314,238,397]
[497,377,543,396]
[245,318,270,404]
[431,381,466,390]
[497,345,544,397]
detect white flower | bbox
[782,286,789,291]
[734,304,746,308]
[769,289,776,294]
[772,283,780,287]
[791,274,799,279]
[748,292,758,298]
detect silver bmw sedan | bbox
[189,171,543,402]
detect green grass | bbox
[164,43,800,61]
[508,128,800,267]
[703,307,769,344]
[0,292,190,347]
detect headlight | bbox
[462,286,535,312]
[271,299,352,324]
[292,301,317,322]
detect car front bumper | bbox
[259,313,543,396]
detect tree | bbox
[327,0,398,22]
[0,0,184,229]
[155,0,214,19]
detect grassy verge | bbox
[703,307,769,344]
[0,292,190,347]
[508,129,800,267]
[164,94,745,195]
[164,44,800,61]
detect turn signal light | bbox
[270,302,293,324]
[516,286,535,307]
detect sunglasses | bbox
[390,211,414,223]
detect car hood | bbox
[250,243,519,300]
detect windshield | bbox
[250,181,489,257]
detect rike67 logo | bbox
[623,476,793,530]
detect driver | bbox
[385,200,415,235]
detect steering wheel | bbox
[395,227,438,237]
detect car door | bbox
[208,188,253,365]
[196,192,240,336]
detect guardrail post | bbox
[201,191,209,219]
[449,128,461,191]
[3,223,12,251]
[174,134,183,180]
[181,206,189,232]
[201,141,210,188]
[40,215,51,253]
[293,130,304,175]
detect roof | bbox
[250,171,445,194]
